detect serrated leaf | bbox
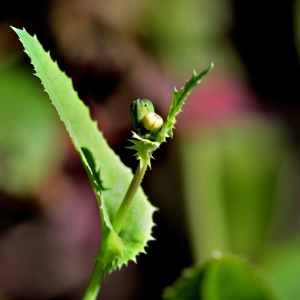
[158,63,213,142]
[12,27,156,272]
[163,255,274,300]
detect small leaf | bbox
[81,147,106,195]
[12,27,156,272]
[163,255,274,300]
[158,63,214,142]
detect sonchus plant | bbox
[12,27,213,300]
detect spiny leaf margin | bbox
[12,26,156,271]
[158,63,214,142]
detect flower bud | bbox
[142,112,163,132]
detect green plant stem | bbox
[83,157,149,300]
[82,246,106,300]
[113,157,149,233]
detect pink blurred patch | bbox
[174,71,258,133]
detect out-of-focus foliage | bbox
[0,61,61,196]
[163,255,273,300]
[139,0,239,72]
[261,241,300,300]
[181,118,289,262]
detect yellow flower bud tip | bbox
[142,112,164,132]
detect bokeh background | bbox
[1,0,300,299]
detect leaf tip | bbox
[10,26,22,35]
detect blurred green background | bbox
[1,0,300,299]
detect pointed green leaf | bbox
[12,27,156,272]
[158,63,213,142]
